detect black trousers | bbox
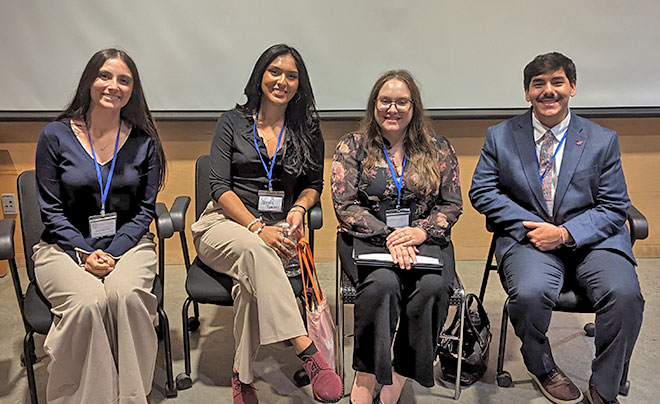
[352,243,455,387]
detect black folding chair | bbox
[171,154,323,390]
[478,205,648,394]
[334,231,467,399]
[0,170,177,403]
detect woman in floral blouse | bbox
[331,70,462,404]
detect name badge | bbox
[385,208,410,228]
[258,190,285,213]
[89,212,117,238]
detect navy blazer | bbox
[469,110,634,264]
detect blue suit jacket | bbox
[469,110,634,264]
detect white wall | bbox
[2,0,659,111]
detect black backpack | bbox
[437,293,492,386]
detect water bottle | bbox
[278,223,300,277]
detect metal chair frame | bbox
[478,205,649,393]
[334,232,466,400]
[0,170,177,403]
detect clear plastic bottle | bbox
[278,223,300,277]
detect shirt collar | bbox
[532,110,571,143]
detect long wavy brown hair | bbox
[359,70,441,196]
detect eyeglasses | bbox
[375,97,413,112]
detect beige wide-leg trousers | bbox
[33,235,158,404]
[191,202,307,384]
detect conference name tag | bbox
[385,208,410,228]
[258,190,284,213]
[89,212,117,238]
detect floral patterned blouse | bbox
[331,132,462,245]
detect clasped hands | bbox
[522,221,571,251]
[385,226,427,270]
[82,249,115,277]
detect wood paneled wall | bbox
[1,116,658,270]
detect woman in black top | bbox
[33,48,166,403]
[331,70,462,404]
[191,44,342,404]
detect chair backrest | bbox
[17,170,45,281]
[195,154,212,220]
[336,231,359,286]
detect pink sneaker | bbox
[232,373,259,404]
[300,351,343,403]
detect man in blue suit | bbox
[469,52,644,404]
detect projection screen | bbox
[1,0,659,115]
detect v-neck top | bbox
[208,108,324,222]
[70,119,131,164]
[35,119,161,261]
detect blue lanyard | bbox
[538,128,568,183]
[88,123,121,215]
[252,113,286,191]
[383,145,407,208]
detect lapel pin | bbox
[576,140,584,146]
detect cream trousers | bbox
[33,235,158,404]
[191,201,307,384]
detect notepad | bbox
[352,238,443,270]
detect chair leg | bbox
[337,291,346,395]
[584,322,595,337]
[619,360,631,396]
[478,237,497,302]
[192,301,200,323]
[293,278,310,388]
[24,331,39,404]
[496,297,513,387]
[334,257,345,393]
[335,251,346,393]
[157,306,177,397]
[453,298,466,400]
[176,297,194,390]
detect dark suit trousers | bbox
[501,243,644,401]
[352,245,455,388]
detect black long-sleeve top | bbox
[208,108,324,222]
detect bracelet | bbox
[291,204,307,215]
[246,217,262,232]
[253,222,266,235]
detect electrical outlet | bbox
[2,193,17,215]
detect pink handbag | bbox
[298,237,336,371]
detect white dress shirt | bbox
[532,111,571,214]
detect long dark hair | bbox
[359,70,441,196]
[57,48,166,189]
[237,44,321,176]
